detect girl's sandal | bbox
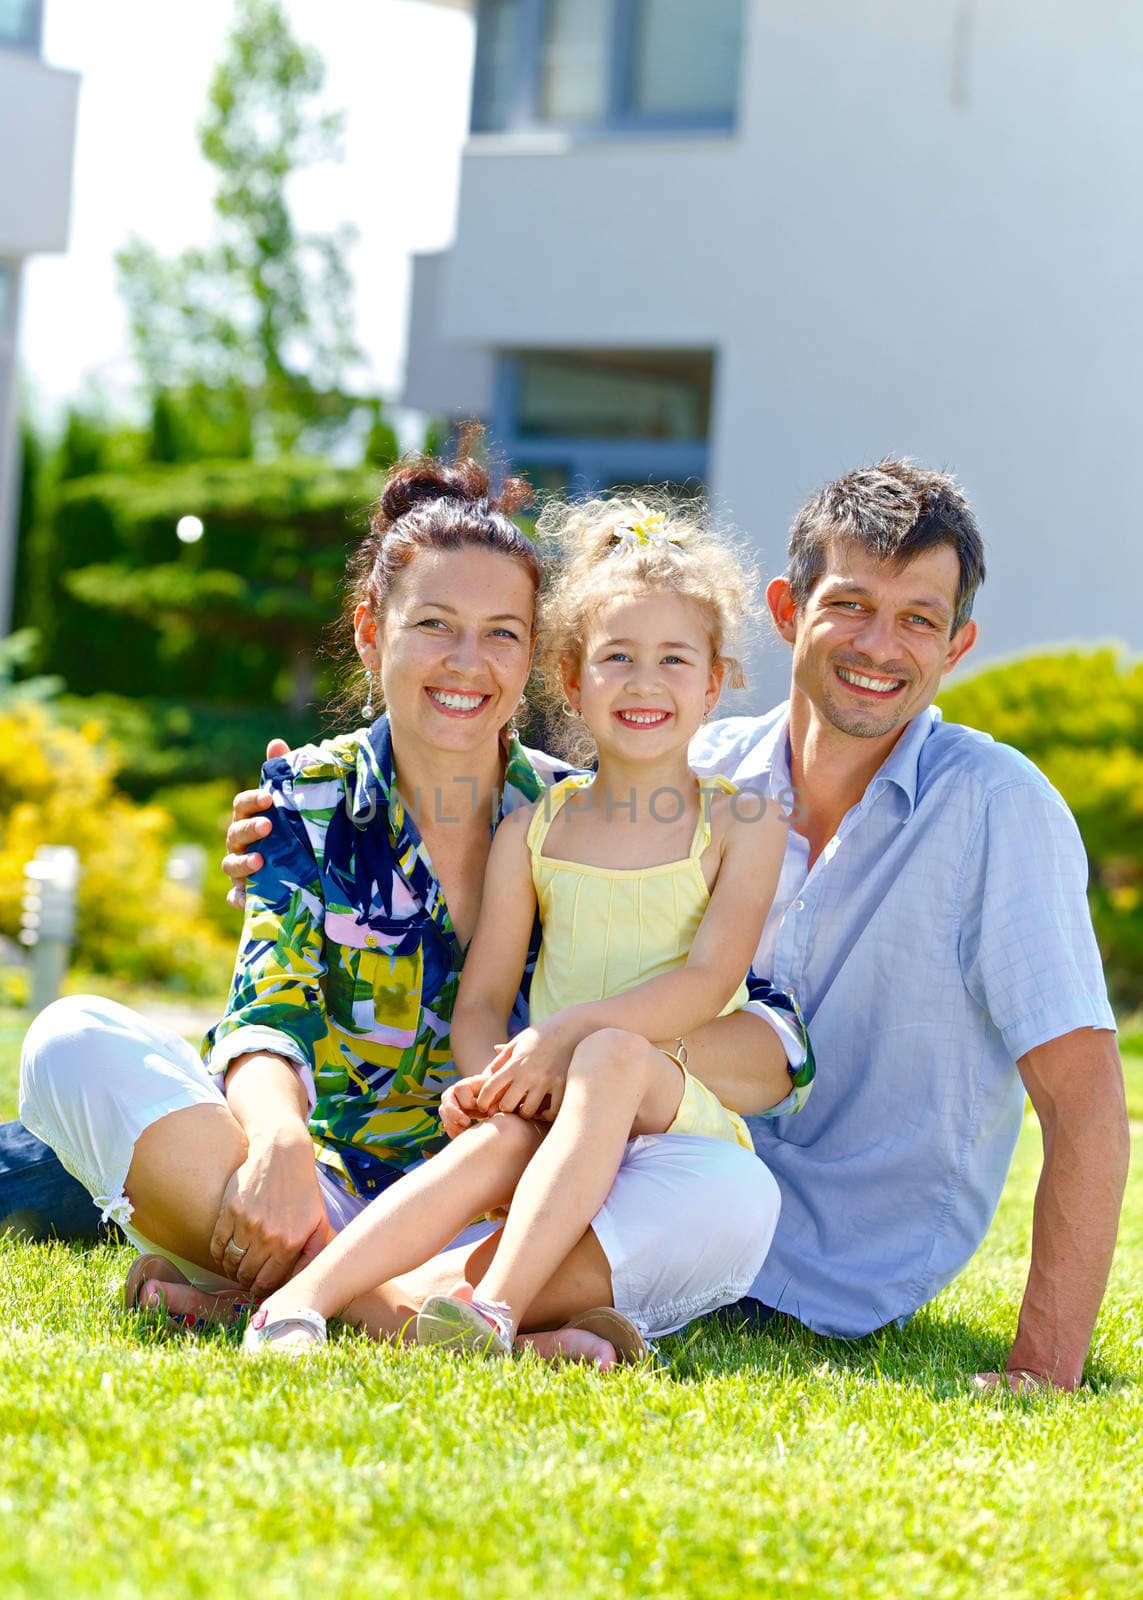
[558,1306,649,1365]
[416,1294,514,1358]
[243,1305,328,1355]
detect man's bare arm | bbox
[978,1027,1129,1391]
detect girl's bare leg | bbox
[340,1220,617,1362]
[254,1113,542,1330]
[472,1028,682,1332]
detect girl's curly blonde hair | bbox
[533,490,758,754]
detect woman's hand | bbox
[474,1021,576,1120]
[222,738,290,908]
[208,1127,331,1296]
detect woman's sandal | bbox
[123,1253,251,1330]
[123,1253,192,1314]
[557,1307,649,1365]
[243,1305,328,1355]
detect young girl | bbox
[245,496,789,1358]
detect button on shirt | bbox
[690,704,1116,1338]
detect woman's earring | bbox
[506,695,526,740]
[362,669,376,721]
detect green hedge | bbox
[938,648,1143,1010]
[30,456,377,710]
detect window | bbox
[632,0,743,120]
[471,0,522,132]
[472,0,745,135]
[0,0,41,51]
[539,0,610,125]
[493,350,712,497]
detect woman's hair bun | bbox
[377,423,533,529]
[378,457,489,526]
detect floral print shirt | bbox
[203,717,570,1199]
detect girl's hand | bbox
[474,1022,575,1120]
[440,1077,485,1139]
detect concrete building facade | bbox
[0,0,79,634]
[405,0,1143,703]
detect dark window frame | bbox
[471,0,744,137]
[491,351,711,500]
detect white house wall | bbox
[406,0,1143,705]
[0,49,79,255]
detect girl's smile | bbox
[565,590,723,760]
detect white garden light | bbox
[176,515,204,544]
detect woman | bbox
[20,449,799,1359]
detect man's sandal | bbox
[242,1305,328,1355]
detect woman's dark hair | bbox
[349,431,538,622]
[329,429,538,720]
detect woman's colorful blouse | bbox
[203,717,569,1200]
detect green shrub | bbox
[939,648,1143,1009]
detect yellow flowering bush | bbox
[939,648,1143,1009]
[0,701,234,994]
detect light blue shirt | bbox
[690,704,1116,1338]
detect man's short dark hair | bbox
[786,459,986,634]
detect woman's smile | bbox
[425,687,493,718]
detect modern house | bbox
[0,0,78,634]
[404,0,1143,701]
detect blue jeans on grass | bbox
[0,1118,106,1240]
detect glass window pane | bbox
[632,0,743,119]
[515,351,711,440]
[473,0,520,131]
[539,0,611,125]
[0,0,38,48]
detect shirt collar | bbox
[763,700,937,822]
[861,705,939,821]
[349,714,548,833]
[351,713,399,834]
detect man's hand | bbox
[474,1021,576,1120]
[223,737,290,908]
[440,1077,486,1139]
[208,1127,331,1296]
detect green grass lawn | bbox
[0,1011,1139,1600]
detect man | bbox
[4,460,1127,1388]
[682,460,1126,1390]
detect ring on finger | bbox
[225,1241,248,1259]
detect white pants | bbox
[19,994,780,1339]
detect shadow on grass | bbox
[7,1231,1133,1394]
[655,1306,1132,1398]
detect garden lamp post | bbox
[20,845,80,1014]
